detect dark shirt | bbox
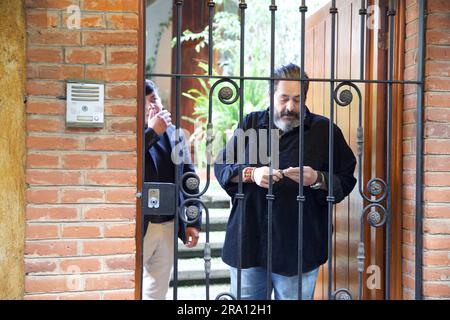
[146,129,175,183]
[145,128,175,224]
[214,107,357,276]
[144,125,201,238]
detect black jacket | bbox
[144,125,201,242]
[214,107,357,275]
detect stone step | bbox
[173,181,231,289]
[177,231,226,259]
[178,209,228,259]
[200,195,230,209]
[199,180,231,209]
[200,208,229,232]
[167,283,232,300]
[170,257,230,286]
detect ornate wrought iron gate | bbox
[141,0,426,300]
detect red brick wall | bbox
[24,0,139,300]
[403,0,450,300]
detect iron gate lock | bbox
[142,182,176,216]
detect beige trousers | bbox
[142,220,175,300]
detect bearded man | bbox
[214,63,357,300]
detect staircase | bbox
[167,180,232,300]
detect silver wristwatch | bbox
[310,171,325,190]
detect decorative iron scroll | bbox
[144,0,426,301]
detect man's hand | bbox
[282,166,318,186]
[148,110,172,135]
[253,166,284,189]
[184,227,200,248]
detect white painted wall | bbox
[146,0,173,106]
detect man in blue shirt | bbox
[214,64,357,300]
[142,80,200,299]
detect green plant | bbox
[176,0,327,167]
[181,62,265,168]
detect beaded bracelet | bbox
[243,167,255,183]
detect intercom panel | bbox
[142,182,177,216]
[66,82,104,128]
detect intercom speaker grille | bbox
[70,85,101,102]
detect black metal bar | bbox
[359,0,366,81]
[147,73,422,85]
[208,1,214,77]
[415,0,426,301]
[357,0,367,301]
[266,0,277,301]
[173,0,183,301]
[204,207,211,300]
[236,0,247,301]
[201,0,215,199]
[385,0,396,301]
[297,0,307,301]
[327,0,337,300]
[205,0,216,301]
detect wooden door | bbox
[305,0,403,300]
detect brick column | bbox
[25,0,139,300]
[402,0,450,300]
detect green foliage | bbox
[175,2,267,167]
[181,63,267,168]
[176,0,328,167]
